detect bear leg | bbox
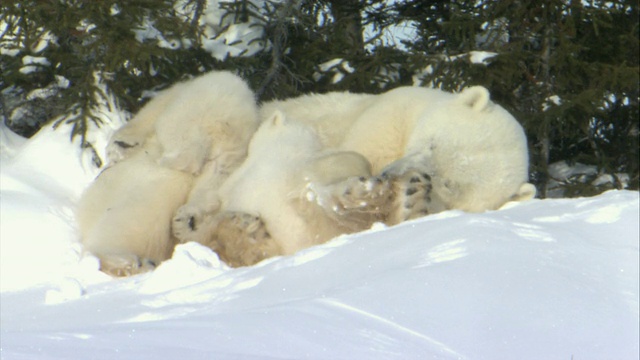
[172,156,242,245]
[211,212,282,267]
[172,204,217,245]
[98,253,157,277]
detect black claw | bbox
[114,140,137,149]
[422,173,431,181]
[406,187,418,196]
[188,216,197,231]
[409,176,421,183]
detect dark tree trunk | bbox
[327,0,365,56]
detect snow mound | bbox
[0,118,638,359]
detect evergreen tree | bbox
[1,0,217,160]
[1,0,637,196]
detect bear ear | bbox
[266,110,287,126]
[459,86,491,111]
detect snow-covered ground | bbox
[1,124,638,360]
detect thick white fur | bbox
[209,111,381,256]
[108,71,258,173]
[108,71,259,213]
[400,87,535,211]
[77,139,193,275]
[78,71,259,275]
[261,86,535,212]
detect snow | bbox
[412,51,498,88]
[543,94,563,111]
[133,18,184,50]
[313,59,355,84]
[1,124,638,359]
[26,76,70,101]
[21,55,50,66]
[200,0,265,60]
[0,123,26,160]
[446,51,498,65]
[468,51,498,64]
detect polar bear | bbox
[77,139,193,276]
[107,71,258,174]
[78,71,259,275]
[260,86,536,222]
[177,111,391,267]
[108,71,260,219]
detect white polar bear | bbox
[76,140,193,276]
[78,71,259,275]
[107,71,258,174]
[260,86,536,222]
[180,111,390,267]
[108,71,260,217]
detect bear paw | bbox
[213,212,282,267]
[215,212,271,242]
[99,254,156,277]
[389,170,439,225]
[333,176,392,214]
[172,204,211,244]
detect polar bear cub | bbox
[77,139,193,276]
[107,71,259,175]
[78,71,259,275]
[108,71,260,222]
[394,86,536,213]
[183,111,390,267]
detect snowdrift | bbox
[1,124,638,360]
